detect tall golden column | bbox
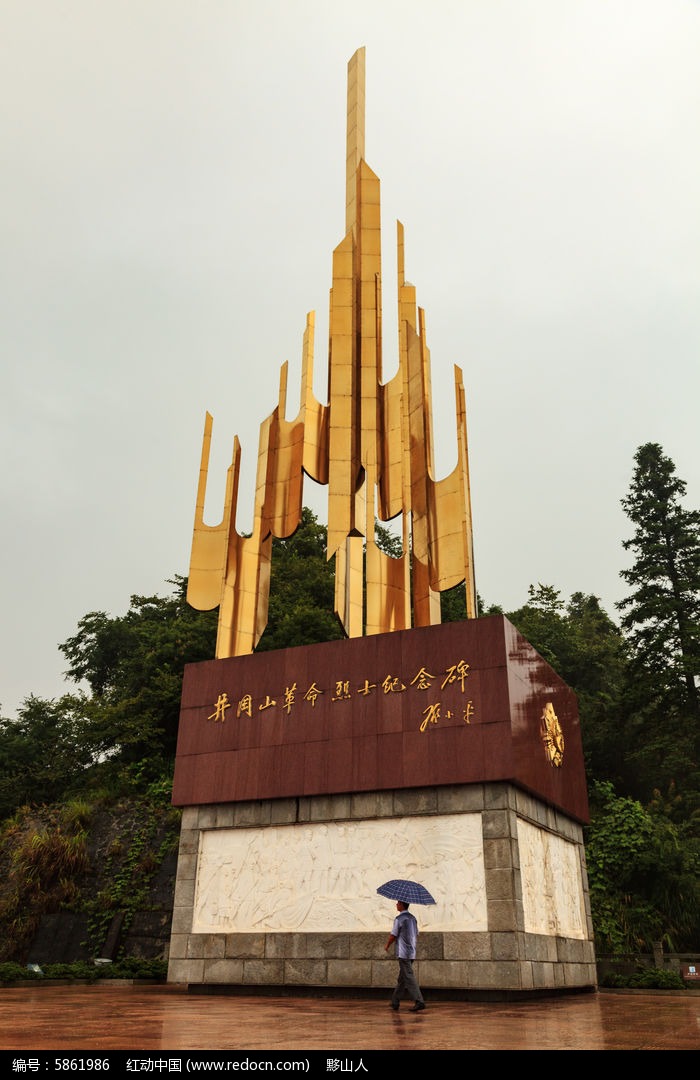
[187,48,477,657]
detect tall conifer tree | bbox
[617,443,700,721]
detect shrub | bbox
[600,968,687,990]
[43,962,98,982]
[0,958,167,984]
[0,962,38,984]
[108,957,167,980]
[599,972,629,988]
[629,968,686,990]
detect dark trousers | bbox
[391,958,424,1005]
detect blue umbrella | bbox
[377,879,437,905]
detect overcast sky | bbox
[2,0,699,718]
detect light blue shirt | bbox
[392,910,418,959]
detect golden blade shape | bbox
[187,48,477,655]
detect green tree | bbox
[257,510,421,649]
[507,585,628,785]
[618,443,700,720]
[60,576,217,765]
[374,520,403,560]
[0,695,97,819]
[586,780,700,952]
[256,508,344,652]
[440,584,475,622]
[613,444,700,805]
[507,584,568,671]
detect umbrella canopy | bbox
[377,879,436,905]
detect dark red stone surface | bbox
[172,615,589,822]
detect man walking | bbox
[385,900,426,1012]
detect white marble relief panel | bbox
[192,814,487,933]
[517,818,587,939]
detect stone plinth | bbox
[168,618,595,993]
[168,784,596,992]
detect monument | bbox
[168,49,597,996]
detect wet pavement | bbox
[1,984,699,1051]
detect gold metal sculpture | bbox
[188,48,477,657]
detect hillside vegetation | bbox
[1,444,699,962]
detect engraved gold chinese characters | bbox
[205,655,475,734]
[188,48,477,657]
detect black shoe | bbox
[390,1002,400,1011]
[410,1001,426,1012]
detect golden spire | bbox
[187,49,476,656]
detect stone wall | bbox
[168,782,597,994]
